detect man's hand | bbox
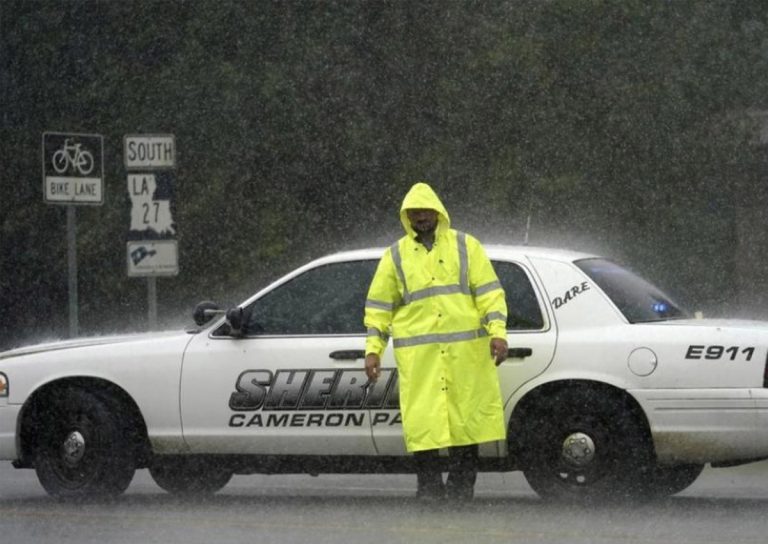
[365,353,381,382]
[490,338,508,366]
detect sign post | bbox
[42,132,104,337]
[124,134,177,329]
[66,206,78,337]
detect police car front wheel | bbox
[33,387,136,499]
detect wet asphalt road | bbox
[1,462,768,544]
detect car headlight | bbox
[0,373,7,397]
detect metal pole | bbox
[66,205,78,337]
[147,276,157,330]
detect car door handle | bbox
[329,350,366,360]
[507,347,533,359]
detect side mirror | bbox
[193,301,223,326]
[226,307,244,336]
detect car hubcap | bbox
[61,431,86,465]
[561,432,595,467]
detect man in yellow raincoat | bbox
[364,182,508,500]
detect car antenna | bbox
[523,213,531,246]
[522,173,536,246]
[523,193,533,246]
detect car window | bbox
[492,261,545,330]
[575,258,688,323]
[244,260,379,335]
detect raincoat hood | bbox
[399,182,451,237]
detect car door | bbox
[493,258,558,404]
[179,258,381,456]
[370,258,557,456]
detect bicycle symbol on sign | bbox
[52,138,95,175]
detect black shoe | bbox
[416,480,445,501]
[416,490,445,502]
[445,483,474,502]
[445,472,475,502]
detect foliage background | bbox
[2,0,768,350]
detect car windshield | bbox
[575,258,689,323]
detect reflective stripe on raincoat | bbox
[364,182,507,452]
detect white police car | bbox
[2,245,768,501]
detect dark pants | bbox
[414,444,479,500]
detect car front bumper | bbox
[0,403,21,461]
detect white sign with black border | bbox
[42,132,104,205]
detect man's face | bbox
[407,208,438,235]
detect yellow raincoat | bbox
[364,182,507,452]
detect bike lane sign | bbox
[42,132,104,205]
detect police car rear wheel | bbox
[149,457,233,496]
[34,387,136,499]
[521,389,651,502]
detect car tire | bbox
[149,457,233,496]
[520,388,652,502]
[640,463,704,498]
[34,387,136,499]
